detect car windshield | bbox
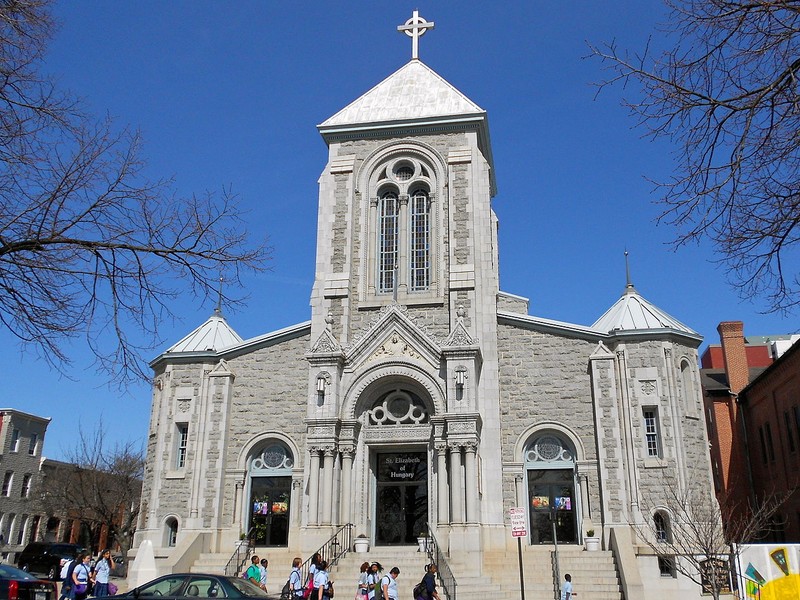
[0,564,39,580]
[227,577,269,597]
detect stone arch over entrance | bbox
[518,424,582,545]
[343,361,445,420]
[344,364,443,546]
[240,437,296,547]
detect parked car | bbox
[16,542,86,580]
[120,573,270,598]
[111,554,127,577]
[0,563,58,599]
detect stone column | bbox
[578,471,591,522]
[450,444,464,524]
[464,442,479,523]
[292,478,303,527]
[398,195,409,294]
[233,480,244,526]
[435,443,450,525]
[308,447,321,526]
[340,446,355,525]
[321,447,336,525]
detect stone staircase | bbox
[187,544,623,600]
[479,546,624,600]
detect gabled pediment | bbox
[345,304,441,370]
[589,341,615,360]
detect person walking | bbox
[381,567,399,600]
[367,562,383,600]
[356,561,370,600]
[561,573,576,599]
[245,555,261,587]
[71,553,92,600]
[288,557,304,599]
[418,564,440,600]
[313,560,330,600]
[58,553,78,600]
[259,558,268,592]
[92,550,115,597]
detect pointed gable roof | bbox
[320,60,484,129]
[592,284,700,340]
[166,311,243,353]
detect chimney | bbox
[718,321,749,394]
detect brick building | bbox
[701,322,800,540]
[133,12,718,600]
[0,408,141,563]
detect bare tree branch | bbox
[590,0,800,313]
[0,1,271,386]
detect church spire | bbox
[214,274,224,316]
[397,10,435,60]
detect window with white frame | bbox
[28,433,38,456]
[643,408,662,458]
[10,429,20,453]
[2,471,12,496]
[21,474,32,498]
[175,424,189,469]
[368,157,436,301]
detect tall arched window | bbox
[409,189,430,291]
[378,191,399,293]
[654,510,671,542]
[680,360,696,416]
[366,155,438,302]
[164,517,178,547]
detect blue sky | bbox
[7,1,797,460]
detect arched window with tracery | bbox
[247,441,293,547]
[366,155,438,302]
[365,389,430,425]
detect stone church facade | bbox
[133,15,717,600]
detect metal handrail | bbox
[424,524,456,600]
[224,528,255,577]
[298,523,354,587]
[739,574,763,599]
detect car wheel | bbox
[47,565,57,580]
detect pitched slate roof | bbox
[166,311,243,353]
[592,284,700,338]
[319,60,484,128]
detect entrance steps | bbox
[469,546,623,600]
[188,544,623,600]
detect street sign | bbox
[509,506,527,538]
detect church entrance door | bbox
[527,469,577,544]
[249,476,291,546]
[375,451,428,545]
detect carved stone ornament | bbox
[444,321,475,347]
[311,329,340,354]
[363,425,430,443]
[177,399,191,413]
[370,332,421,361]
[447,420,476,434]
[640,380,657,395]
[348,302,442,349]
[309,425,336,437]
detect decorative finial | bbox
[624,250,636,293]
[456,304,466,320]
[214,274,224,315]
[398,10,435,60]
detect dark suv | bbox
[16,542,85,580]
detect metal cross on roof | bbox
[397,10,435,60]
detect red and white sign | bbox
[509,506,527,538]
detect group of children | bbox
[58,550,117,600]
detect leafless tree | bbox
[590,0,800,313]
[0,0,270,386]
[635,473,787,600]
[41,420,144,556]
